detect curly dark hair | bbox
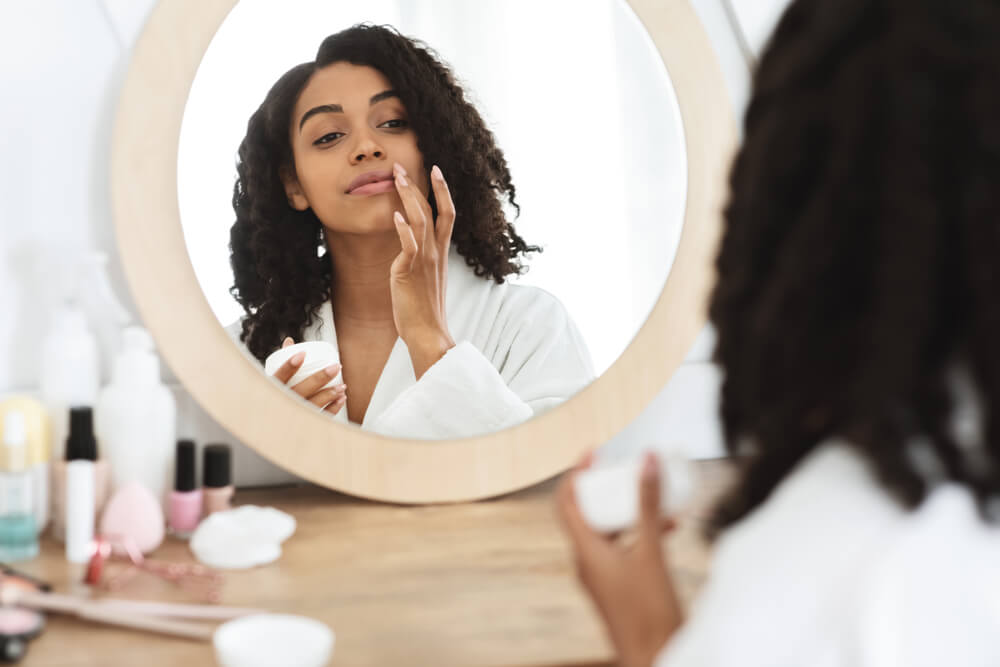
[230,24,539,362]
[708,0,1000,535]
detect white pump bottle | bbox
[95,327,177,511]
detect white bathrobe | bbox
[227,250,595,439]
[655,441,1000,666]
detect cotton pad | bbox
[190,506,296,569]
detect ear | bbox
[280,166,310,211]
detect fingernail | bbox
[394,162,407,176]
[325,364,340,378]
[291,352,305,366]
[396,172,408,187]
[431,165,443,181]
[394,210,405,225]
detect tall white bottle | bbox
[39,303,100,464]
[95,327,177,511]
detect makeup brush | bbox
[0,585,214,641]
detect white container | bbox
[214,614,334,667]
[96,327,177,511]
[65,459,95,564]
[573,452,696,534]
[264,342,340,390]
[39,304,100,464]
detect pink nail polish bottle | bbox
[168,440,201,538]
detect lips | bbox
[346,169,394,194]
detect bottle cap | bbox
[175,440,197,492]
[0,397,50,467]
[113,326,160,384]
[65,407,97,462]
[203,444,232,489]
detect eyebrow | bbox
[298,90,400,132]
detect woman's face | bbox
[283,63,428,235]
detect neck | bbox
[325,229,399,329]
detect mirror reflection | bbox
[177,0,687,439]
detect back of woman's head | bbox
[709,0,1000,533]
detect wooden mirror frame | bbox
[111,0,736,503]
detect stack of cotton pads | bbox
[190,506,296,569]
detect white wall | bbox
[0,0,792,484]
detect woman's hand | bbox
[556,452,684,667]
[390,162,456,378]
[271,337,347,415]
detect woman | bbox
[559,0,1000,664]
[227,25,594,439]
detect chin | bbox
[322,196,400,234]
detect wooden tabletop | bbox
[13,461,733,667]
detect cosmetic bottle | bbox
[64,412,98,564]
[96,326,176,510]
[0,397,51,534]
[0,412,39,562]
[51,408,109,542]
[202,444,234,515]
[169,440,202,538]
[39,303,99,465]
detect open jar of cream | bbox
[263,342,340,390]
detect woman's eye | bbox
[314,132,344,145]
[379,119,408,129]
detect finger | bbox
[430,165,456,252]
[323,394,347,415]
[556,452,598,539]
[393,163,431,248]
[610,515,678,545]
[637,452,665,548]
[306,384,347,408]
[282,337,294,349]
[392,211,418,273]
[290,363,341,397]
[272,351,305,384]
[555,469,610,557]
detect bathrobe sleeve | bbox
[369,289,595,439]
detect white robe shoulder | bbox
[656,442,1000,667]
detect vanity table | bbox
[13,461,732,666]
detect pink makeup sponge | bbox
[99,481,166,554]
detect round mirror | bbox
[176,0,687,440]
[112,0,734,501]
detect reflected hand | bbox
[556,452,684,667]
[390,162,456,378]
[271,337,347,415]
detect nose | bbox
[349,128,385,164]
